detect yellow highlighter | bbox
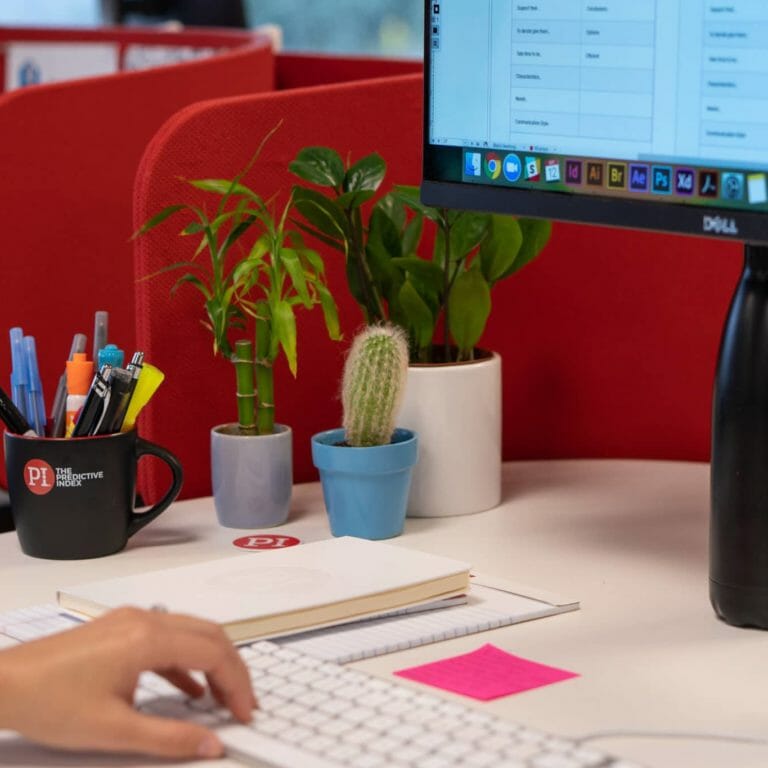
[121,363,165,432]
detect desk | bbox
[0,460,766,768]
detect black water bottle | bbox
[711,244,768,628]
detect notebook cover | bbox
[57,537,471,642]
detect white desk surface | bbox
[0,459,767,768]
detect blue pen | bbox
[9,327,28,419]
[23,335,46,436]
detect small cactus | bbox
[342,324,409,447]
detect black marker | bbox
[72,365,112,437]
[0,384,35,436]
[95,367,134,435]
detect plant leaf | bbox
[392,184,442,222]
[292,187,350,241]
[449,212,491,262]
[402,211,424,257]
[366,207,403,300]
[133,204,187,238]
[280,248,312,307]
[188,179,259,199]
[448,266,491,357]
[291,219,346,253]
[391,256,443,289]
[170,273,212,300]
[289,147,345,188]
[217,215,256,260]
[315,283,342,341]
[272,300,298,376]
[507,218,552,277]
[343,153,386,195]
[337,188,376,209]
[296,246,325,276]
[480,216,523,283]
[397,279,435,351]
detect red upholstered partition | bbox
[0,27,274,488]
[134,72,741,502]
[133,75,424,501]
[275,52,421,89]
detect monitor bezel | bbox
[420,0,768,246]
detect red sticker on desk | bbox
[232,535,301,550]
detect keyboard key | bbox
[349,754,386,768]
[532,754,585,768]
[327,743,363,762]
[570,748,611,766]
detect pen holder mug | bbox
[3,430,183,559]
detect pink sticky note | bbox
[394,643,578,701]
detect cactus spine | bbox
[342,324,409,447]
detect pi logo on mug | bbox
[23,459,55,496]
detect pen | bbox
[50,333,87,439]
[92,311,108,362]
[72,365,112,437]
[95,367,133,435]
[9,327,28,419]
[121,362,165,432]
[0,384,35,436]
[64,352,94,438]
[97,343,124,369]
[110,352,145,432]
[23,336,46,436]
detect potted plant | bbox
[290,147,551,517]
[136,134,341,528]
[311,324,417,539]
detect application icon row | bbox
[464,151,768,204]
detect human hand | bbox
[0,606,256,759]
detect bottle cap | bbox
[97,343,124,369]
[66,352,94,396]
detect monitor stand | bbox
[711,242,768,628]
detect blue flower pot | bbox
[311,428,418,540]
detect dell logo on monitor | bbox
[703,215,739,236]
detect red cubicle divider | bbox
[0,26,274,490]
[133,72,741,503]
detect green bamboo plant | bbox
[289,147,551,363]
[136,134,341,436]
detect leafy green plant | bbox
[136,134,341,436]
[342,324,409,447]
[289,147,551,363]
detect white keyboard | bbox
[139,640,643,768]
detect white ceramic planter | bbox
[210,424,292,529]
[399,352,501,517]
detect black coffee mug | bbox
[4,430,183,559]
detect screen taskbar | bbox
[460,147,768,214]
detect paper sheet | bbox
[395,643,579,701]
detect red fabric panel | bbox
[485,225,740,463]
[133,71,739,503]
[0,36,274,490]
[133,75,424,500]
[275,52,422,90]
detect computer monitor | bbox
[421,0,768,245]
[420,0,768,630]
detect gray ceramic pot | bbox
[210,423,292,529]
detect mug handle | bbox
[127,437,184,537]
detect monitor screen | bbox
[422,0,768,244]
